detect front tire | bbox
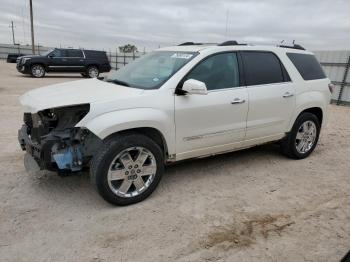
[281,112,320,159]
[90,133,164,206]
[30,64,45,78]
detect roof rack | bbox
[179,41,306,50]
[218,40,247,46]
[279,44,306,50]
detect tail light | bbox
[328,83,335,93]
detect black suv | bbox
[16,48,111,78]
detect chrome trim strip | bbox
[183,128,245,141]
[48,66,85,68]
[51,57,84,59]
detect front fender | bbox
[77,108,176,154]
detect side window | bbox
[287,53,326,80]
[67,49,84,58]
[50,49,65,57]
[185,52,240,90]
[241,51,287,86]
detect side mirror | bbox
[182,79,208,95]
[48,54,54,58]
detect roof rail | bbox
[178,42,217,46]
[218,40,247,46]
[279,44,306,50]
[218,40,238,46]
[178,42,199,46]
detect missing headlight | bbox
[39,104,90,131]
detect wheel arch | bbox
[86,64,100,70]
[299,107,323,125]
[104,127,169,161]
[288,106,324,132]
[30,62,47,71]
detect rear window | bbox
[241,51,289,86]
[287,53,326,80]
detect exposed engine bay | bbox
[18,104,102,172]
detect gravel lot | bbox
[0,60,349,262]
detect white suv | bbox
[18,41,332,205]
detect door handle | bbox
[62,59,67,62]
[231,98,246,104]
[283,92,294,98]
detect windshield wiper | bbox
[106,79,130,87]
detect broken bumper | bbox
[18,125,41,160]
[18,125,84,172]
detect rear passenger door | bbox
[241,51,295,140]
[66,49,85,72]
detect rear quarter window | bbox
[84,50,108,60]
[287,53,326,80]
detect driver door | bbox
[175,52,248,160]
[48,49,67,72]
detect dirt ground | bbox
[0,60,349,262]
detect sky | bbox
[0,0,349,51]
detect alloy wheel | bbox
[107,147,157,198]
[88,67,99,78]
[32,65,44,77]
[295,120,317,154]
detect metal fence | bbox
[1,43,349,104]
[109,51,144,70]
[314,50,350,105]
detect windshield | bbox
[105,51,197,89]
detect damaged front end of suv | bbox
[18,104,102,173]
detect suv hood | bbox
[18,54,40,59]
[20,78,144,113]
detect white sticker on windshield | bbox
[171,53,193,59]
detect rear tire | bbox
[81,73,88,78]
[281,112,320,159]
[87,66,99,78]
[90,133,164,206]
[30,64,45,78]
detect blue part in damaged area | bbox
[53,145,83,171]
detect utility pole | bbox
[225,10,229,37]
[9,21,16,44]
[29,0,35,54]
